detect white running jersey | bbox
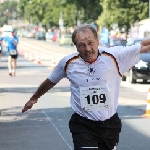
[48,43,141,121]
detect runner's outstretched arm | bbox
[22,78,56,113]
[140,39,150,53]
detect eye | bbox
[78,44,85,48]
[89,42,93,45]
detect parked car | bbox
[108,38,127,47]
[99,40,109,47]
[122,38,150,83]
[36,31,46,40]
[58,34,74,46]
[126,38,146,46]
[27,31,35,38]
[46,31,55,41]
[22,30,29,38]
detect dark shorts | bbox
[8,51,18,59]
[69,113,122,150]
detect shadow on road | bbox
[0,100,149,150]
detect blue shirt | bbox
[3,36,19,51]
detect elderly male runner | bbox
[22,24,150,150]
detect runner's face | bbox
[11,32,15,38]
[12,32,15,36]
[75,29,99,62]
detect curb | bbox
[0,86,70,93]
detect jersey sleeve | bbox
[48,57,67,83]
[100,43,141,75]
[3,37,6,41]
[110,43,141,75]
[117,43,141,75]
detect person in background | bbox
[22,24,150,150]
[3,29,19,76]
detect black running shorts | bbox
[69,113,122,150]
[8,51,18,59]
[10,54,17,59]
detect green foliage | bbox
[66,0,102,24]
[97,0,149,33]
[2,0,149,33]
[0,1,18,26]
[17,0,102,28]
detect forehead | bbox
[75,29,95,43]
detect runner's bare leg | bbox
[12,58,17,76]
[8,56,12,75]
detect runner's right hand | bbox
[22,99,38,113]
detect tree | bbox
[97,0,149,36]
[66,0,102,24]
[18,0,102,28]
[0,1,18,27]
[18,0,47,26]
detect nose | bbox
[85,44,91,51]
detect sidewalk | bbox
[0,50,72,150]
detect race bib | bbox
[9,50,17,55]
[80,84,111,111]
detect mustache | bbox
[84,50,94,54]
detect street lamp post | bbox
[59,11,64,33]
